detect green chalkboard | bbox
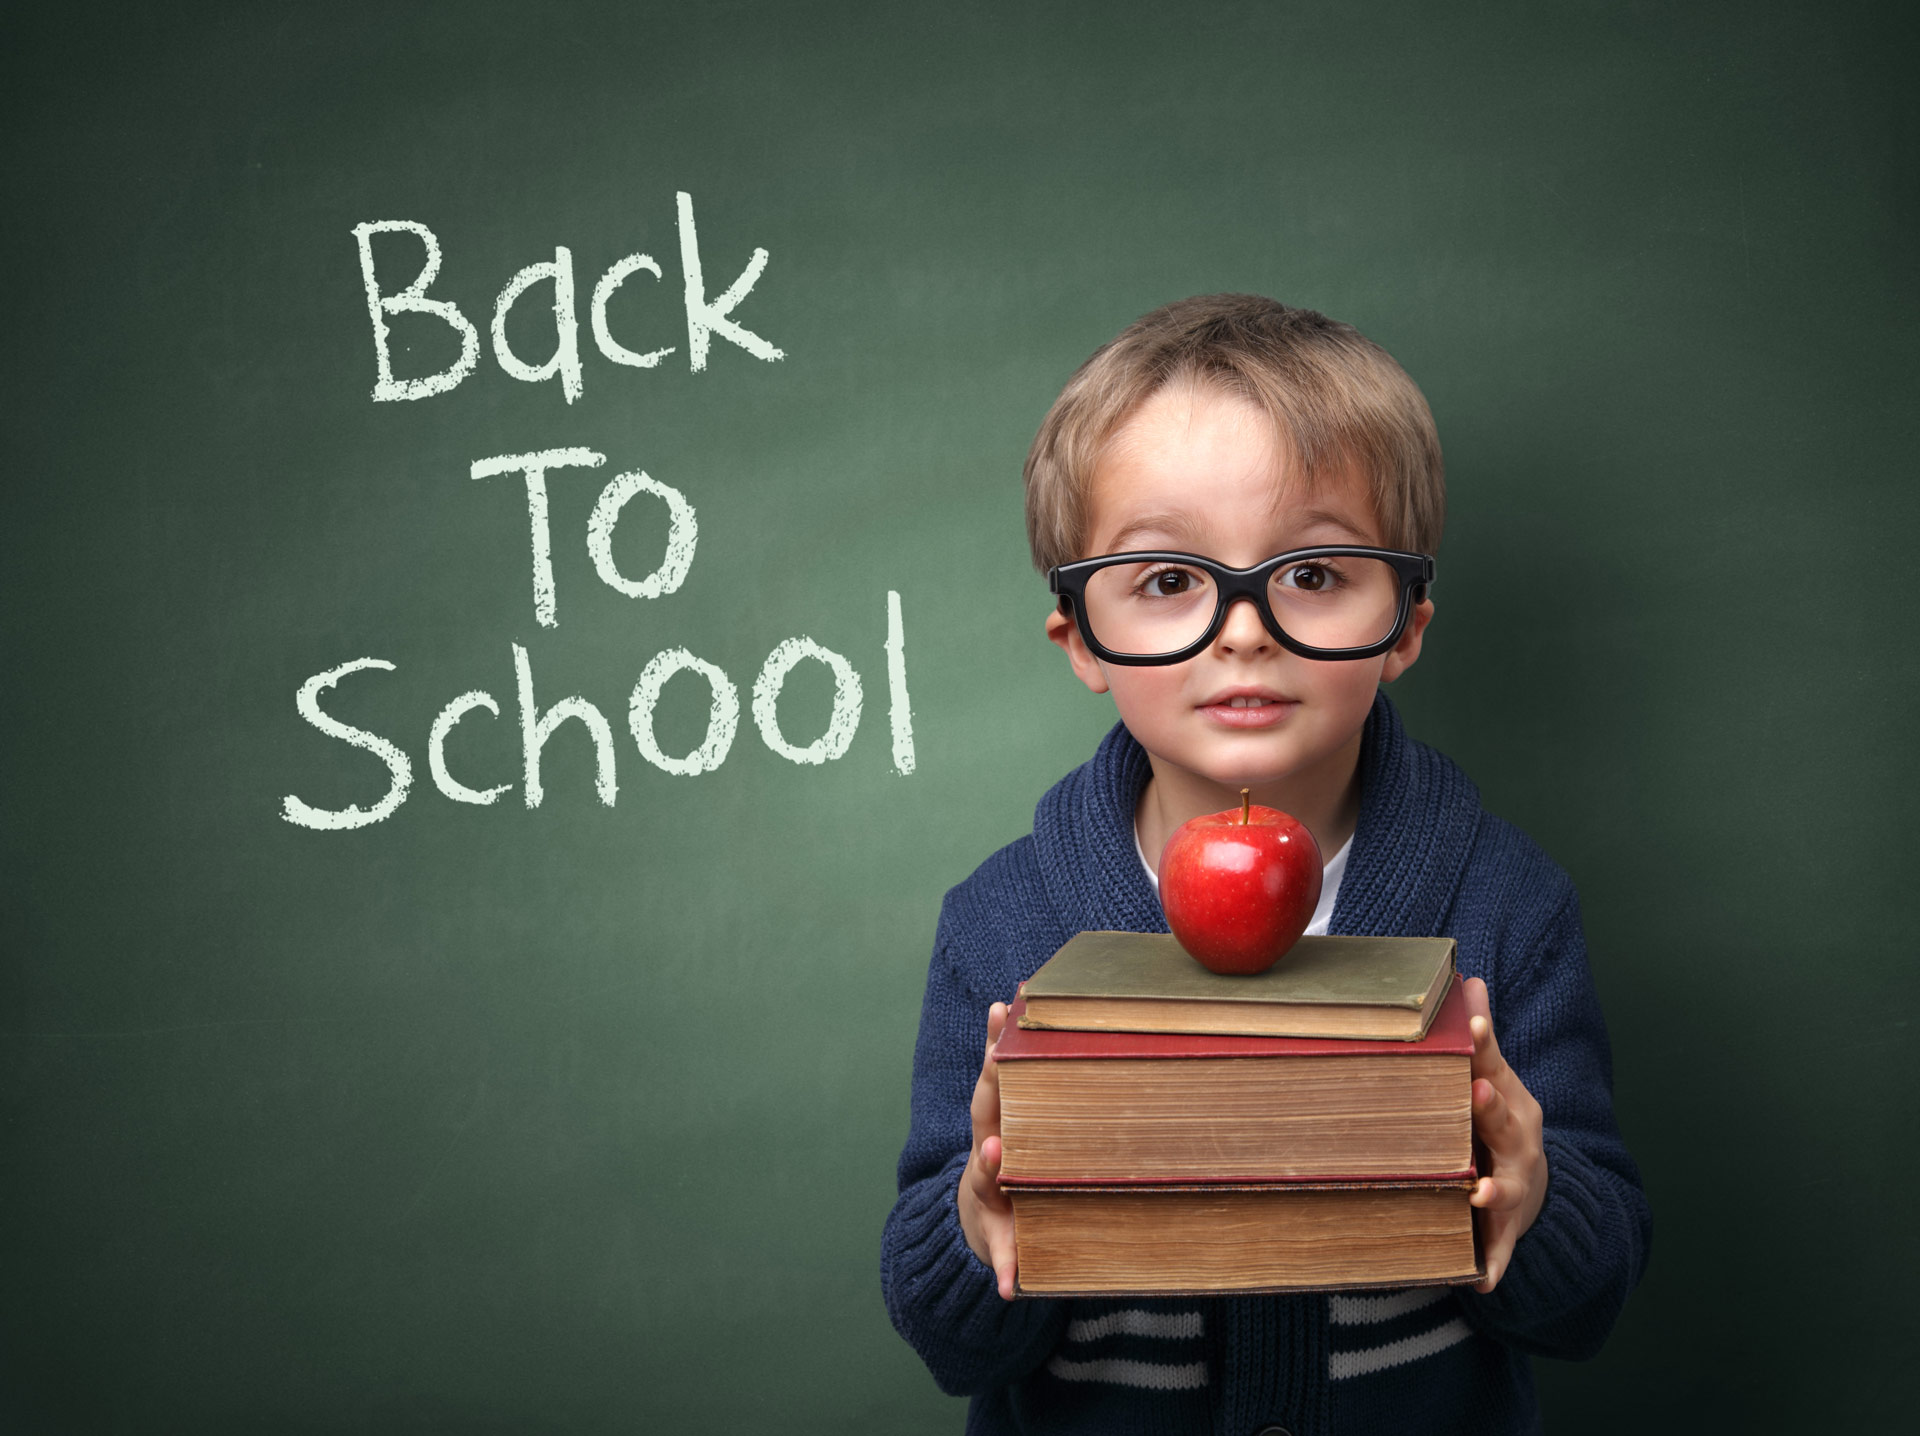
[5,2,1914,1430]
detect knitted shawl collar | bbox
[1028,690,1485,944]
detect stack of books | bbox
[997,931,1482,1296]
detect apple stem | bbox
[1240,788,1250,826]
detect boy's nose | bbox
[1214,595,1274,654]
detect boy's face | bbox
[1044,380,1432,801]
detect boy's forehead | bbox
[1084,387,1382,555]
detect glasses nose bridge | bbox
[1213,569,1278,648]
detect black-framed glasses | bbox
[1049,547,1435,665]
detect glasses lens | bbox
[1081,559,1220,657]
[1267,555,1402,650]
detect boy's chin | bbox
[1138,725,1359,798]
[1149,747,1315,797]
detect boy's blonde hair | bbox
[1023,294,1445,572]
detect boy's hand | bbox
[957,1001,1018,1301]
[1464,976,1549,1294]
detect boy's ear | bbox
[1045,605,1111,695]
[1379,595,1434,684]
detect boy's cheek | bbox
[1101,671,1190,738]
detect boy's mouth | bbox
[1198,688,1296,728]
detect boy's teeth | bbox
[1228,696,1268,707]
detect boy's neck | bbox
[1132,730,1364,877]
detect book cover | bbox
[1017,931,1456,1039]
[997,973,1472,1064]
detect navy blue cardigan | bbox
[881,693,1651,1435]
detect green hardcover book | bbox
[1017,931,1456,1041]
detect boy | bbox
[880,295,1651,1434]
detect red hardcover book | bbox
[996,975,1474,1186]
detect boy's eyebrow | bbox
[1101,513,1208,551]
[1286,506,1376,542]
[1099,506,1376,555]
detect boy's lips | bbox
[1197,687,1297,728]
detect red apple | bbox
[1159,789,1323,975]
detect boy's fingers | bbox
[1470,1174,1529,1211]
[1471,1201,1522,1292]
[969,1072,1001,1144]
[991,1228,1018,1301]
[969,1136,1012,1210]
[985,1002,1008,1059]
[1468,1011,1513,1088]
[961,1173,1008,1251]
[1471,1077,1517,1147]
[965,1133,1004,1191]
[980,1134,1003,1180]
[1463,978,1513,1079]
[1462,976,1491,1026]
[971,1007,1007,1142]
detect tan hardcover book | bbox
[1018,931,1455,1040]
[1012,1179,1483,1297]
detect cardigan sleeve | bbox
[1459,883,1654,1359]
[880,923,1070,1394]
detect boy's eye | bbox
[1278,562,1336,592]
[1128,563,1209,599]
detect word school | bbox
[280,589,914,832]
